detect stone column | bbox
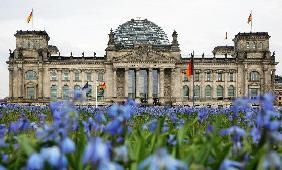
[113,68,117,98]
[200,70,205,101]
[135,68,140,103]
[38,68,43,99]
[148,68,153,104]
[244,66,248,97]
[174,67,182,104]
[13,67,18,98]
[212,70,217,99]
[43,67,49,99]
[159,68,165,104]
[93,70,97,101]
[57,69,62,99]
[224,70,228,99]
[69,69,74,99]
[170,68,176,104]
[8,67,13,98]
[18,68,23,98]
[124,68,129,98]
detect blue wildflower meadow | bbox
[0,92,281,169]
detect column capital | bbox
[148,68,153,72]
[124,67,129,71]
[159,68,165,72]
[112,67,117,72]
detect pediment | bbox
[112,47,177,63]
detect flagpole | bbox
[251,10,253,32]
[95,80,98,108]
[32,8,34,30]
[192,51,195,107]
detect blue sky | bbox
[0,0,281,98]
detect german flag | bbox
[27,9,33,23]
[247,13,252,24]
[99,82,106,90]
[186,60,193,78]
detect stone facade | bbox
[6,19,278,106]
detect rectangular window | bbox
[194,73,199,81]
[51,71,57,81]
[249,88,258,99]
[86,73,92,81]
[27,87,35,99]
[229,73,234,82]
[252,42,256,49]
[75,72,80,81]
[206,72,211,81]
[98,73,104,82]
[63,72,69,81]
[247,42,250,49]
[217,73,223,81]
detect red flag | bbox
[186,60,193,78]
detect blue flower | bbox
[250,127,261,144]
[259,151,282,169]
[114,145,128,162]
[219,159,243,170]
[0,165,6,170]
[138,148,187,170]
[27,153,44,170]
[40,146,61,167]
[142,119,158,132]
[105,119,123,135]
[82,137,110,165]
[60,137,76,153]
[167,134,177,146]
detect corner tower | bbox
[233,32,276,97]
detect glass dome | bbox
[114,18,170,48]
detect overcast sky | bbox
[0,0,281,98]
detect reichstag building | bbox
[6,18,278,106]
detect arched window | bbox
[194,85,200,99]
[74,85,81,90]
[86,85,92,98]
[217,85,224,99]
[183,85,189,101]
[51,71,57,81]
[62,85,69,100]
[250,71,260,81]
[26,71,37,80]
[228,85,235,98]
[205,85,212,99]
[50,85,57,100]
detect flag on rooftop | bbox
[27,9,33,23]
